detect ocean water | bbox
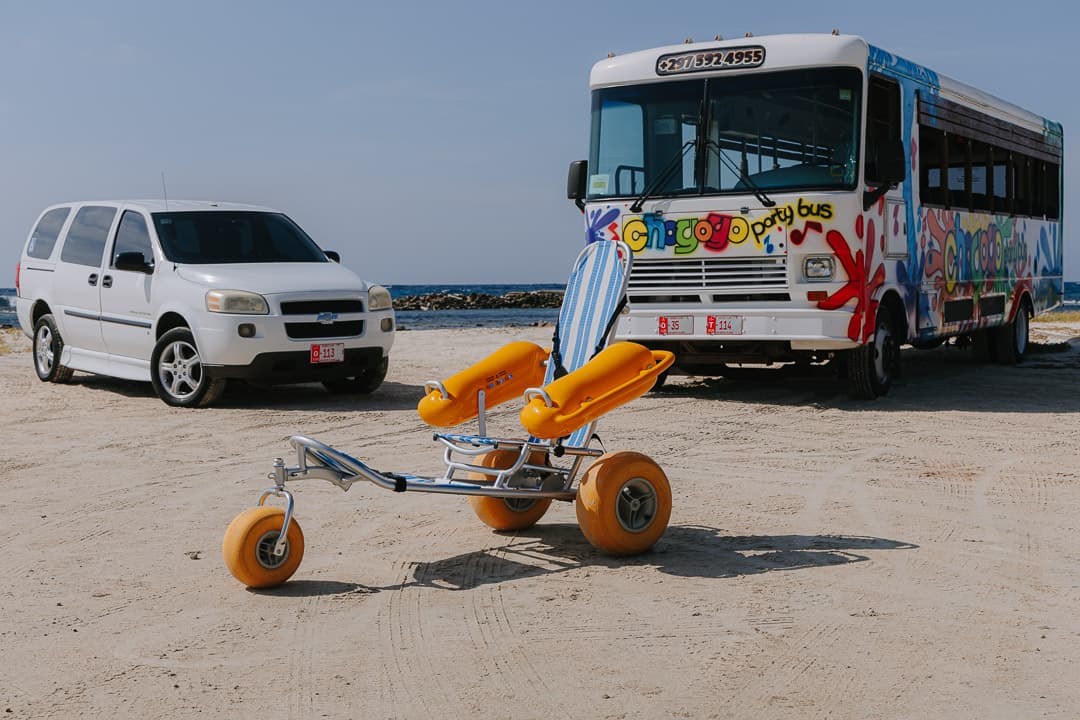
[2,282,1078,331]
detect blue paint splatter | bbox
[586,207,619,245]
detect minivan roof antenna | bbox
[161,171,169,210]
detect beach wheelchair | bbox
[223,240,675,588]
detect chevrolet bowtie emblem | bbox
[316,311,338,324]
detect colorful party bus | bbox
[567,33,1064,398]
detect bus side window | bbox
[866,76,902,185]
[919,125,946,207]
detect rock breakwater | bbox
[393,290,564,311]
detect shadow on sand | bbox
[655,338,1080,413]
[253,524,917,597]
[70,374,426,412]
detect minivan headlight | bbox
[368,285,392,311]
[206,290,269,314]
[803,256,835,282]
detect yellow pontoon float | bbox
[223,240,674,587]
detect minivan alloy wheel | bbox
[35,324,55,375]
[157,339,204,400]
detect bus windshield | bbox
[588,67,862,200]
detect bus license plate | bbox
[658,315,693,335]
[707,315,744,335]
[310,342,345,364]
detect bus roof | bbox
[589,33,1061,138]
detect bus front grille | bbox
[627,256,789,303]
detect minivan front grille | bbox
[285,321,364,339]
[281,299,364,315]
[628,256,788,301]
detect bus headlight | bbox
[205,290,269,314]
[803,256,835,282]
[368,285,393,311]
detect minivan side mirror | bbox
[324,250,341,263]
[115,251,154,274]
[567,160,587,211]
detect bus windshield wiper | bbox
[704,139,776,207]
[629,140,696,213]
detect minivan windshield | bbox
[588,67,861,200]
[152,211,328,264]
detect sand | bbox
[1,320,1078,719]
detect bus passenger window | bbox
[919,126,946,206]
[1044,162,1060,219]
[970,140,991,212]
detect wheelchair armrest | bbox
[519,342,674,439]
[418,341,550,427]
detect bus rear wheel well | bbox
[1013,291,1034,321]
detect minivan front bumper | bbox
[203,347,386,382]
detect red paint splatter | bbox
[789,221,823,246]
[607,222,619,242]
[817,215,886,342]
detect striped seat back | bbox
[545,240,631,448]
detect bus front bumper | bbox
[616,307,860,351]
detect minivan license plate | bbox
[310,342,345,364]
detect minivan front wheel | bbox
[33,314,74,383]
[151,328,226,407]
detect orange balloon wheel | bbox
[467,448,553,531]
[575,451,671,555]
[222,506,305,588]
[468,496,553,531]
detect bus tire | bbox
[848,309,899,399]
[994,299,1030,365]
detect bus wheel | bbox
[994,300,1029,365]
[848,310,899,399]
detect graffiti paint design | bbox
[922,209,1029,298]
[620,199,834,256]
[816,200,887,342]
[586,207,620,245]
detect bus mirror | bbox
[567,160,587,210]
[879,139,906,184]
[863,139,907,210]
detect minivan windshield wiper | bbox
[703,139,776,207]
[629,139,696,213]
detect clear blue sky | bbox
[1,0,1074,283]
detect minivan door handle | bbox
[88,273,98,286]
[101,275,113,288]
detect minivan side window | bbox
[27,207,71,259]
[60,206,118,267]
[111,211,153,267]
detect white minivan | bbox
[15,200,395,407]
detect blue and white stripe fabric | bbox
[545,240,631,448]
